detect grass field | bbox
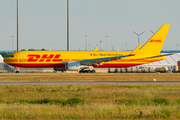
[0,73,180,119]
[0,84,180,119]
[0,73,180,81]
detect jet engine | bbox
[53,67,66,71]
[65,61,81,71]
[66,61,88,71]
[54,61,88,71]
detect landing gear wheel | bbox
[79,69,96,73]
[79,70,85,73]
[15,71,19,73]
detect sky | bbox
[1,0,180,51]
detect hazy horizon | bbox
[1,0,180,51]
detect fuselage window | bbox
[7,55,14,57]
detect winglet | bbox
[129,44,142,56]
[94,47,98,51]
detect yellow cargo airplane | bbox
[4,24,171,73]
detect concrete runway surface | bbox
[0,81,180,85]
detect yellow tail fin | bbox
[139,24,170,55]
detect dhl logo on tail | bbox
[149,39,162,43]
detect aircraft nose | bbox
[3,55,14,63]
[3,58,7,63]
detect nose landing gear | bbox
[15,66,20,73]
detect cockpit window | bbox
[7,55,14,57]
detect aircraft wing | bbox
[79,44,142,66]
[80,55,128,66]
[129,53,174,61]
[146,53,174,59]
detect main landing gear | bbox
[79,69,96,73]
[15,66,20,73]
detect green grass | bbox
[0,84,180,119]
[0,73,180,81]
[0,104,179,119]
[18,98,84,106]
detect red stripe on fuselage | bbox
[7,63,65,68]
[94,63,142,68]
[8,63,142,68]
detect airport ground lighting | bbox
[106,36,108,50]
[133,31,145,45]
[11,36,14,53]
[67,0,70,51]
[85,35,88,51]
[88,44,91,50]
[125,42,128,50]
[17,0,19,51]
[100,41,102,51]
[111,44,114,51]
[176,41,178,51]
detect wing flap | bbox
[129,53,174,61]
[146,53,174,59]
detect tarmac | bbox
[0,81,180,85]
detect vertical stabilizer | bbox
[139,24,170,54]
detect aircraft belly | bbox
[7,63,65,68]
[94,63,142,68]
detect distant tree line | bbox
[0,48,46,58]
[0,52,8,58]
[21,48,46,51]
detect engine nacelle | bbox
[54,61,88,71]
[66,61,81,71]
[53,67,66,71]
